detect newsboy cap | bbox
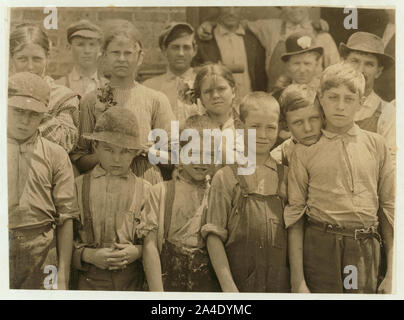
[67,19,103,43]
[339,32,394,69]
[281,32,324,62]
[83,106,141,150]
[158,21,194,50]
[8,72,50,113]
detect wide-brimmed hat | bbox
[158,21,194,50]
[8,72,50,113]
[281,32,323,62]
[67,19,103,43]
[339,32,394,69]
[83,106,141,150]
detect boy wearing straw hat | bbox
[8,72,79,289]
[72,106,151,291]
[340,31,396,161]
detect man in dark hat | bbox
[56,19,107,98]
[340,31,396,161]
[8,72,78,289]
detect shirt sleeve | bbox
[377,137,395,228]
[201,167,234,243]
[378,101,396,165]
[70,91,97,162]
[39,95,79,154]
[284,145,309,228]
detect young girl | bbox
[72,19,175,184]
[9,23,79,154]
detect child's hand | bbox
[107,243,141,271]
[377,274,392,294]
[86,247,125,270]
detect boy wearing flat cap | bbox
[8,72,79,289]
[340,32,396,161]
[56,19,107,98]
[143,22,202,127]
[73,106,151,291]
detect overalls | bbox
[226,165,290,292]
[160,180,221,292]
[355,102,382,133]
[74,173,145,291]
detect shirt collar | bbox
[216,23,245,36]
[70,67,99,81]
[91,164,131,179]
[7,131,39,153]
[364,90,381,110]
[166,68,196,82]
[263,155,278,171]
[321,124,360,139]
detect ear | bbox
[136,50,144,68]
[375,65,384,80]
[359,95,367,106]
[191,44,198,59]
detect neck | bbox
[364,87,373,97]
[75,64,97,78]
[169,66,190,77]
[207,110,232,128]
[256,153,269,166]
[219,22,240,33]
[109,75,135,88]
[325,121,355,135]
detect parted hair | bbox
[101,19,143,52]
[10,23,50,56]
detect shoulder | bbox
[212,166,238,189]
[135,82,169,102]
[39,136,71,164]
[142,75,165,90]
[54,76,67,86]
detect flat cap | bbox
[158,21,194,50]
[67,19,103,43]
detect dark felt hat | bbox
[67,19,103,43]
[281,32,323,62]
[8,72,50,113]
[158,21,194,50]
[339,32,394,69]
[83,106,141,150]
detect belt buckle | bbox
[354,228,367,240]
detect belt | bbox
[306,217,382,246]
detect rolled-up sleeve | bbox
[284,146,309,228]
[136,183,162,239]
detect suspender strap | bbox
[276,163,284,195]
[82,173,95,245]
[163,180,176,240]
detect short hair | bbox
[279,84,320,119]
[180,114,219,147]
[239,91,280,123]
[101,19,142,52]
[320,63,366,97]
[164,25,195,48]
[10,23,50,56]
[193,63,236,101]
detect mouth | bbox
[333,114,346,118]
[303,134,318,141]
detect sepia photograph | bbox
[1,1,399,299]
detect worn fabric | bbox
[8,133,79,230]
[72,82,175,163]
[355,91,396,161]
[55,68,108,99]
[143,68,203,127]
[271,137,297,167]
[192,25,267,92]
[39,76,79,153]
[202,158,290,292]
[285,125,395,229]
[303,221,380,293]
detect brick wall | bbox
[9,7,187,80]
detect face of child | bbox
[104,36,141,79]
[345,51,383,96]
[287,52,319,85]
[70,37,101,69]
[181,147,216,182]
[94,141,137,176]
[243,107,279,155]
[12,43,47,77]
[319,84,363,134]
[164,34,196,75]
[283,7,309,24]
[7,106,44,142]
[286,104,323,146]
[200,75,235,117]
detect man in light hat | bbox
[8,72,79,289]
[73,106,151,291]
[340,31,396,161]
[56,19,107,98]
[143,22,202,127]
[271,31,324,146]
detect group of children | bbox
[7,15,395,294]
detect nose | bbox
[118,52,126,61]
[27,58,34,72]
[112,152,121,163]
[20,112,31,125]
[178,46,185,56]
[84,43,92,54]
[356,61,365,74]
[303,119,312,133]
[336,99,345,111]
[256,127,266,139]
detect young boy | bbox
[340,32,395,162]
[141,115,221,292]
[286,63,395,293]
[143,22,202,127]
[56,20,107,98]
[271,84,324,166]
[202,92,290,292]
[8,72,78,289]
[72,106,151,291]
